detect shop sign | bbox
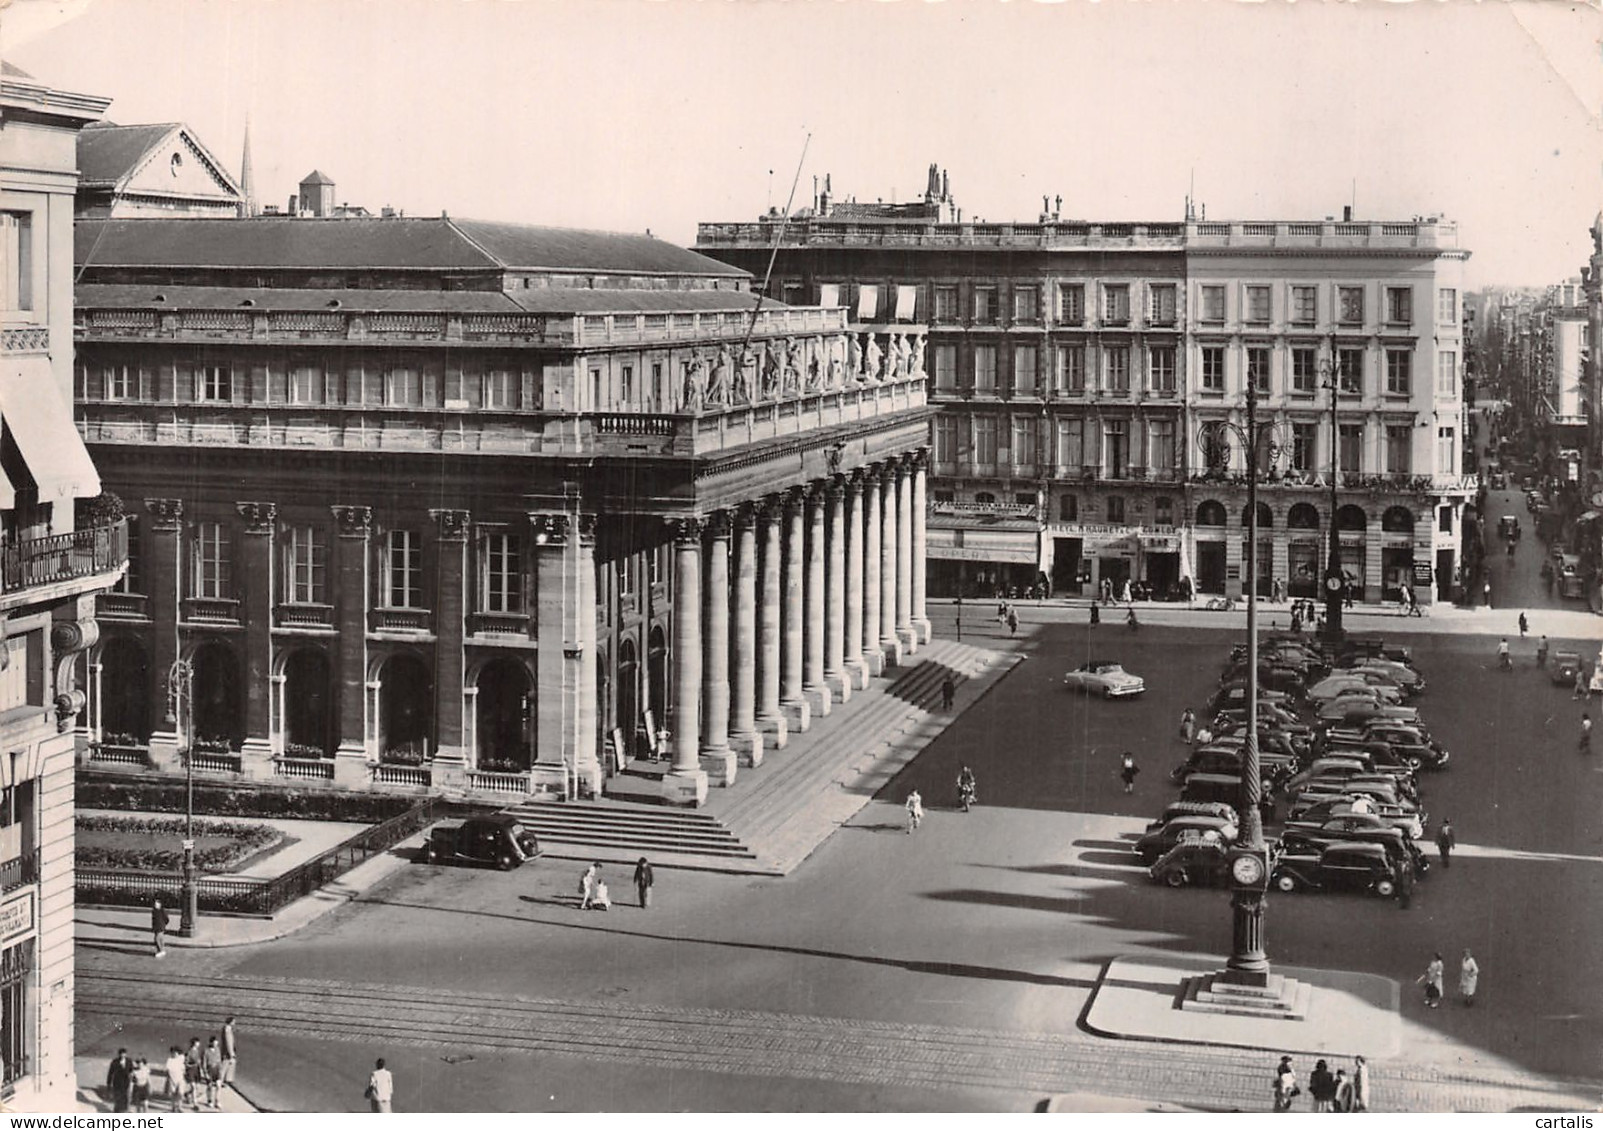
[1049,522,1142,552]
[0,890,33,946]
[1412,563,1435,585]
[927,545,1039,564]
[1338,531,1365,545]
[1139,534,1182,552]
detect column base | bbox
[431,755,468,791]
[781,697,812,733]
[846,656,871,690]
[660,767,709,807]
[897,626,918,656]
[730,730,764,767]
[333,743,371,788]
[755,712,788,749]
[826,671,853,703]
[862,648,886,677]
[699,748,738,787]
[880,637,905,669]
[147,731,181,773]
[572,760,603,799]
[240,737,275,780]
[916,617,933,645]
[804,684,833,718]
[529,763,570,797]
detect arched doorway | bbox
[190,641,241,750]
[1194,500,1227,594]
[646,625,667,740]
[379,653,432,761]
[283,649,332,756]
[617,639,640,760]
[1287,503,1322,598]
[1336,505,1369,601]
[474,657,532,771]
[99,637,150,743]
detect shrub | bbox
[76,814,281,873]
[77,772,410,823]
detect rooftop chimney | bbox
[1343,205,1353,222]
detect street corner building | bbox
[696,167,1478,607]
[70,205,934,809]
[1,63,129,1107]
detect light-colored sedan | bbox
[1308,677,1403,706]
[1063,660,1146,699]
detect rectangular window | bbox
[934,415,958,464]
[1436,350,1456,396]
[973,415,998,471]
[973,345,997,393]
[973,287,997,324]
[620,554,639,598]
[1437,426,1456,475]
[895,285,918,321]
[484,368,517,409]
[1057,419,1084,471]
[1103,420,1127,478]
[1291,347,1317,394]
[1148,346,1176,393]
[856,285,880,321]
[1106,496,1126,523]
[648,544,665,587]
[1102,284,1130,326]
[114,517,142,594]
[1199,285,1226,323]
[103,365,133,400]
[1248,347,1271,394]
[1153,495,1174,526]
[1385,349,1412,396]
[1385,286,1413,327]
[934,287,958,323]
[289,364,322,405]
[1200,345,1225,392]
[1012,286,1038,323]
[1291,286,1317,326]
[1057,284,1085,325]
[1012,417,1036,471]
[1013,345,1038,394]
[483,532,523,613]
[197,365,231,402]
[1,212,32,313]
[1338,286,1364,326]
[1244,285,1271,325]
[1104,346,1130,393]
[1149,284,1177,326]
[620,365,634,406]
[1437,288,1457,324]
[1292,423,1317,472]
[818,283,841,309]
[933,345,957,391]
[386,530,422,608]
[1059,494,1079,521]
[385,367,421,406]
[1338,348,1364,397]
[193,522,231,599]
[1150,420,1176,473]
[1339,424,1363,475]
[1386,425,1412,474]
[283,525,327,604]
[1055,344,1085,393]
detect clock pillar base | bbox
[1178,971,1312,1020]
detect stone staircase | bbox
[503,799,758,862]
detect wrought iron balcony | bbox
[0,518,126,598]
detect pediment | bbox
[120,126,240,203]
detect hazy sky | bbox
[9,0,1601,287]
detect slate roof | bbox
[299,169,335,185]
[75,217,755,280]
[1,62,35,79]
[77,122,183,188]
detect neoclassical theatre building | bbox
[73,217,932,805]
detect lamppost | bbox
[1322,334,1347,641]
[954,594,963,642]
[164,657,198,937]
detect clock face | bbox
[1325,575,1344,592]
[1231,853,1265,885]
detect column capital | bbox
[826,475,847,502]
[862,464,882,488]
[783,487,808,515]
[529,513,570,546]
[910,447,931,471]
[733,502,759,531]
[671,516,704,546]
[329,505,372,538]
[235,501,277,533]
[144,497,184,529]
[704,511,732,541]
[430,508,472,541]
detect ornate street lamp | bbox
[1322,334,1347,641]
[164,657,198,937]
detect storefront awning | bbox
[0,359,100,504]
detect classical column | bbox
[802,483,833,718]
[912,449,932,643]
[699,513,736,786]
[235,501,277,776]
[895,458,917,655]
[779,488,811,732]
[879,460,904,667]
[572,514,600,794]
[531,513,602,796]
[143,498,184,770]
[330,506,372,786]
[752,497,787,748]
[823,476,852,701]
[728,505,764,765]
[664,518,709,805]
[429,508,470,787]
[844,472,869,689]
[860,467,886,676]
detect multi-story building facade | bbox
[697,178,1476,605]
[73,216,932,807]
[1,63,126,1107]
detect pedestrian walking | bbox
[1483,579,1492,607]
[1435,818,1455,869]
[130,1058,151,1113]
[202,1036,223,1109]
[183,1036,202,1108]
[1352,1055,1370,1112]
[1417,952,1444,1008]
[105,1048,134,1113]
[1333,1068,1353,1111]
[1179,707,1196,744]
[1581,713,1592,756]
[633,856,654,908]
[940,676,955,711]
[1194,722,1214,747]
[1459,948,1479,1006]
[150,898,169,958]
[365,1057,394,1113]
[1574,667,1588,700]
[162,1046,187,1113]
[1272,1055,1300,1112]
[1006,608,1018,636]
[1119,753,1139,794]
[1538,635,1550,667]
[578,861,599,910]
[1308,1059,1336,1112]
[905,789,923,833]
[1519,612,1529,637]
[220,1016,237,1087]
[1395,856,1414,909]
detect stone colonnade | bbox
[662,450,932,806]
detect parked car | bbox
[1149,838,1233,888]
[420,814,541,870]
[1147,800,1240,832]
[1206,683,1292,715]
[1063,660,1146,699]
[1205,725,1309,762]
[1285,756,1416,800]
[1343,660,1425,696]
[1133,815,1239,863]
[1552,651,1585,686]
[1284,795,1425,839]
[1277,826,1428,877]
[1218,663,1307,699]
[1214,704,1310,735]
[1307,675,1404,706]
[1170,745,1297,787]
[1498,515,1521,540]
[1179,773,1251,807]
[1270,842,1401,897]
[1315,699,1420,727]
[1292,775,1418,812]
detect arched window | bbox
[1381,505,1415,533]
[1242,503,1274,529]
[1196,500,1227,527]
[1337,504,1368,531]
[1288,503,1320,530]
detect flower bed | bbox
[76,814,283,874]
[77,773,415,823]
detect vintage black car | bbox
[1147,800,1240,832]
[420,815,540,870]
[1170,744,1297,786]
[1149,838,1232,888]
[1277,824,1428,877]
[1133,815,1238,863]
[1270,842,1400,897]
[1206,683,1292,715]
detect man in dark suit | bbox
[105,1048,135,1112]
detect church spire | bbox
[238,116,257,218]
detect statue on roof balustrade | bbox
[826,337,845,389]
[706,345,732,406]
[805,341,824,392]
[889,333,908,380]
[863,333,883,384]
[848,332,863,380]
[729,344,753,405]
[781,337,802,396]
[761,340,782,400]
[910,332,926,378]
[682,354,707,411]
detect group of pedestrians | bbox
[577,858,656,909]
[1274,1054,1369,1112]
[105,1017,236,1113]
[1417,949,1479,1009]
